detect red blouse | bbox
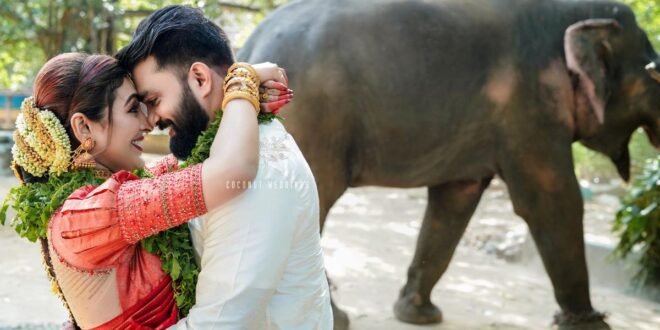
[47,156,206,329]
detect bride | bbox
[1,52,290,329]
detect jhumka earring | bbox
[71,137,96,170]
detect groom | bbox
[117,5,333,329]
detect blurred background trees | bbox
[0,0,288,90]
[0,0,657,94]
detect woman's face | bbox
[91,78,152,172]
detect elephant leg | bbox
[394,178,492,324]
[500,150,609,330]
[321,184,350,330]
[312,166,350,330]
[318,178,348,233]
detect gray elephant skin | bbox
[239,0,660,329]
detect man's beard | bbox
[161,84,210,159]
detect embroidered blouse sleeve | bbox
[49,165,206,271]
[145,154,179,176]
[116,164,206,244]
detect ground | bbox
[0,171,658,329]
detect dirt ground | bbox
[0,172,658,329]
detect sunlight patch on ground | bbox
[323,236,397,278]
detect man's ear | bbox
[69,112,92,144]
[189,62,213,99]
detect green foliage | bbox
[622,0,660,50]
[0,0,656,91]
[141,224,199,315]
[181,110,278,167]
[0,170,105,242]
[0,0,123,89]
[612,155,660,287]
[0,0,290,90]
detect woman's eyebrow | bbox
[125,93,139,107]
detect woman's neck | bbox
[95,161,111,171]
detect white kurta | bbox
[171,120,333,329]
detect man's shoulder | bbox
[258,118,287,134]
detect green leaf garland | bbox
[0,110,277,318]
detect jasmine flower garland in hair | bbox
[11,98,72,177]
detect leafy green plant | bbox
[622,0,660,50]
[612,155,660,287]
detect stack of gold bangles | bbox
[222,62,261,114]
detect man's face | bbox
[132,56,210,159]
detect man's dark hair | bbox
[116,5,234,78]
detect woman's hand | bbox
[251,62,293,114]
[252,62,288,84]
[259,80,293,114]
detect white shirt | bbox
[171,120,333,329]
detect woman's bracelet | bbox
[222,62,260,114]
[222,91,260,114]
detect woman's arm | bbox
[200,63,289,210]
[201,99,260,209]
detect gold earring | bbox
[71,138,96,170]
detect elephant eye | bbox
[645,62,660,83]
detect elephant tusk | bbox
[645,61,660,83]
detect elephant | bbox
[238,0,660,328]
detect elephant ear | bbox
[564,19,621,124]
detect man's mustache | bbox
[157,119,176,131]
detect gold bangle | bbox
[228,62,258,82]
[224,79,258,97]
[222,63,261,115]
[224,71,258,88]
[225,78,259,94]
[226,63,259,89]
[224,69,257,83]
[224,77,258,93]
[222,91,260,114]
[224,82,259,101]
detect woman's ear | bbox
[69,112,92,144]
[189,62,213,99]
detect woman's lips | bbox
[131,136,144,152]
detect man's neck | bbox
[206,73,225,120]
